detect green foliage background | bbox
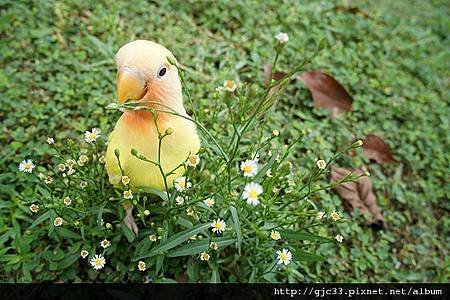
[1,0,448,282]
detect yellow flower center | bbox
[89,133,96,140]
[179,181,186,188]
[249,189,258,199]
[280,253,288,261]
[225,80,235,88]
[243,165,253,173]
[94,258,102,265]
[24,163,31,169]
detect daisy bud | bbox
[352,140,364,148]
[165,127,174,135]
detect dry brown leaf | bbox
[298,71,353,117]
[330,166,387,231]
[363,134,399,164]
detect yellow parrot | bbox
[105,40,201,234]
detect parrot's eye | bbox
[157,66,167,78]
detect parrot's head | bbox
[115,40,183,112]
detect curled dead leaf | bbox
[363,134,399,164]
[330,166,387,231]
[298,71,353,117]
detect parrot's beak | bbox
[116,67,146,104]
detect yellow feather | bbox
[105,112,200,190]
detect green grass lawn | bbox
[0,0,448,282]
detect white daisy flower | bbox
[78,154,89,166]
[53,217,63,227]
[223,80,237,92]
[186,207,195,216]
[80,250,89,258]
[335,234,344,243]
[29,204,39,213]
[90,254,106,270]
[138,261,146,271]
[149,234,157,242]
[272,129,280,137]
[210,242,218,251]
[240,159,258,177]
[316,159,327,170]
[203,198,215,207]
[63,197,72,206]
[330,211,340,222]
[242,182,263,206]
[123,190,133,199]
[100,239,111,249]
[121,176,130,186]
[84,128,101,143]
[175,196,185,206]
[199,251,210,261]
[270,230,281,240]
[67,167,75,175]
[57,163,66,172]
[19,159,35,173]
[65,159,76,168]
[317,212,326,220]
[276,248,292,265]
[174,176,191,192]
[275,32,289,44]
[44,175,53,184]
[211,218,226,234]
[186,154,200,167]
[46,137,55,145]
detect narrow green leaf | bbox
[177,216,193,229]
[230,206,242,255]
[292,248,325,262]
[167,240,209,257]
[139,223,210,259]
[140,187,169,201]
[254,149,278,181]
[210,268,220,283]
[56,252,80,270]
[29,210,51,229]
[155,254,164,276]
[121,223,136,242]
[56,227,81,240]
[279,230,331,243]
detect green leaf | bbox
[210,268,220,283]
[139,223,210,259]
[139,187,169,201]
[56,252,80,270]
[230,206,242,255]
[254,149,278,181]
[22,263,32,282]
[279,230,331,243]
[177,216,193,229]
[29,210,51,229]
[56,227,81,240]
[292,248,325,262]
[167,240,209,257]
[121,223,136,242]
